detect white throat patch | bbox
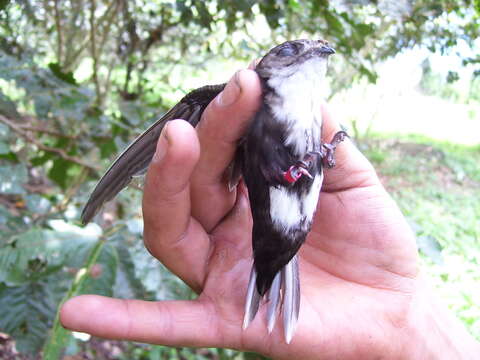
[267,58,328,155]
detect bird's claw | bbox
[321,130,348,168]
[282,131,348,184]
[298,166,313,179]
[283,164,312,184]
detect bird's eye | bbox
[277,45,297,57]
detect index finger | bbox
[142,120,209,291]
[191,69,262,231]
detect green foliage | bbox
[420,59,480,104]
[0,163,28,194]
[0,0,478,358]
[363,135,480,339]
[0,280,63,354]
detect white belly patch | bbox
[269,173,323,234]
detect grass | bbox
[361,133,480,339]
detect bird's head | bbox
[256,39,335,81]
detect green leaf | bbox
[25,194,51,214]
[0,140,9,154]
[0,276,67,355]
[43,237,106,359]
[0,225,100,285]
[0,92,20,118]
[96,137,117,158]
[0,122,9,137]
[126,218,143,234]
[324,10,344,34]
[114,240,149,299]
[0,231,50,284]
[0,0,10,11]
[417,235,444,265]
[259,0,282,29]
[0,163,28,194]
[30,152,51,166]
[288,0,301,10]
[0,151,18,162]
[0,204,12,226]
[358,64,378,83]
[447,71,459,83]
[243,352,270,360]
[48,62,78,86]
[195,2,213,28]
[475,0,480,14]
[48,158,72,189]
[33,93,52,118]
[81,243,118,297]
[355,23,375,37]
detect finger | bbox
[248,58,261,69]
[320,104,380,192]
[60,295,230,348]
[191,69,261,231]
[142,120,209,291]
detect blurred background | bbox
[0,0,478,359]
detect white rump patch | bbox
[269,172,323,233]
[269,186,302,232]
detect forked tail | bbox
[243,255,300,343]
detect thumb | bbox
[320,104,379,192]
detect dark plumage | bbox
[241,103,322,296]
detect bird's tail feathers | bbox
[282,254,300,343]
[243,267,261,330]
[243,255,300,343]
[267,270,281,333]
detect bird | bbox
[81,39,347,344]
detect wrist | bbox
[402,276,480,359]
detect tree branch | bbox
[0,115,99,172]
[97,0,120,56]
[89,0,102,106]
[64,0,119,70]
[16,118,78,139]
[53,0,64,64]
[62,0,85,70]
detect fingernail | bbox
[152,123,169,163]
[216,71,241,107]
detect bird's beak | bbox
[319,45,335,55]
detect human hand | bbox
[61,69,479,359]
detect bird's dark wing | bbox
[81,84,226,224]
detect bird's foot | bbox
[282,152,320,184]
[282,131,348,184]
[282,163,313,184]
[320,130,348,168]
